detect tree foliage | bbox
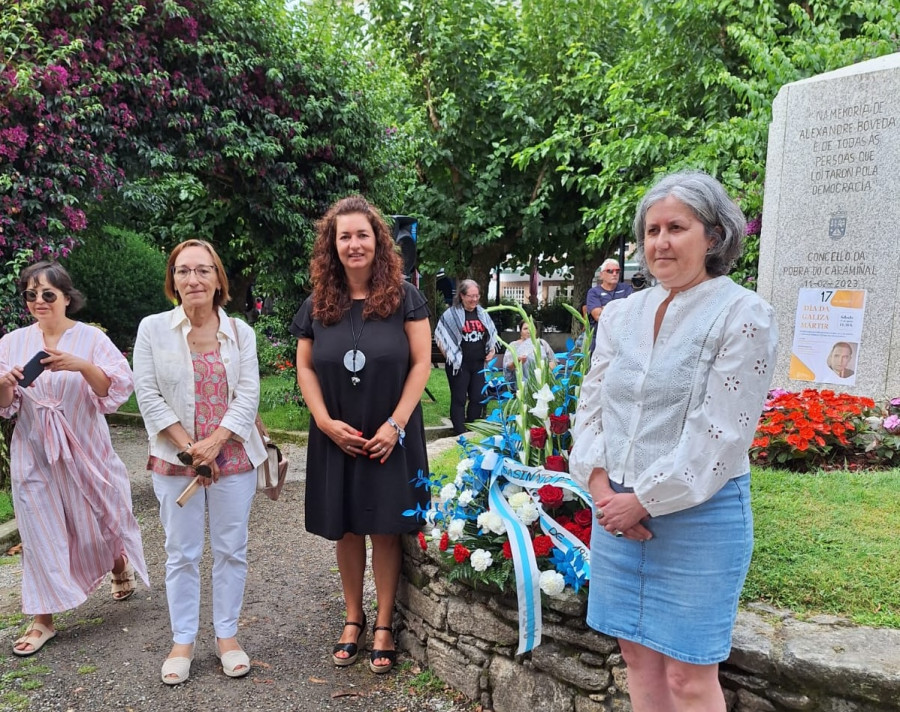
[370,0,900,298]
[0,0,410,334]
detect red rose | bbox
[439,532,449,551]
[549,414,569,435]
[576,527,592,547]
[530,426,548,448]
[537,484,564,508]
[545,455,567,472]
[532,535,553,557]
[453,544,471,563]
[573,508,593,527]
[556,515,572,526]
[502,541,513,559]
[417,531,428,551]
[563,521,581,536]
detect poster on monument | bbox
[788,288,866,385]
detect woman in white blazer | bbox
[133,239,266,685]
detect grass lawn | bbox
[429,446,900,629]
[117,366,454,431]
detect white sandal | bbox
[161,645,194,685]
[217,647,251,678]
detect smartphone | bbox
[18,350,50,388]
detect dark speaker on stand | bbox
[391,215,418,286]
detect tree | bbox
[0,0,412,335]
[369,0,629,308]
[515,1,900,285]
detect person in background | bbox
[586,258,633,353]
[434,279,498,435]
[0,261,148,657]
[503,321,557,387]
[291,195,431,674]
[133,239,266,685]
[570,170,778,712]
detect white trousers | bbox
[152,471,256,644]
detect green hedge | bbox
[64,225,172,351]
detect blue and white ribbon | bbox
[481,452,592,654]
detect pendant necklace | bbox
[343,304,367,386]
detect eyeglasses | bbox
[22,289,59,303]
[603,269,621,274]
[176,450,212,477]
[173,265,216,280]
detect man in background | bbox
[586,258,633,354]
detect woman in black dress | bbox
[290,195,431,674]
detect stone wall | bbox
[396,536,900,712]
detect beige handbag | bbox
[232,318,289,501]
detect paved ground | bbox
[0,424,470,712]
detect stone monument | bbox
[757,53,900,401]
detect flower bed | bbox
[751,389,900,470]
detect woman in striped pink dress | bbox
[0,261,148,657]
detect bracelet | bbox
[387,417,406,447]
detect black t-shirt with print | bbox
[460,309,487,363]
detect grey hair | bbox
[632,170,746,278]
[599,258,619,272]
[453,279,481,307]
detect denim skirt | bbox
[586,474,753,665]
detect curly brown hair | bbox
[310,195,404,326]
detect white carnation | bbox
[439,483,458,503]
[516,501,540,525]
[477,510,507,535]
[508,492,532,509]
[424,509,437,527]
[539,570,566,597]
[470,549,494,572]
[458,489,474,507]
[503,483,523,497]
[447,518,466,541]
[457,458,475,477]
[431,528,441,540]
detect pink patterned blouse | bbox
[149,350,253,477]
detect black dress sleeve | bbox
[289,298,314,339]
[401,282,430,322]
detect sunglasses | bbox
[176,450,212,477]
[22,289,60,303]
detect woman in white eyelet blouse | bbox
[569,171,778,712]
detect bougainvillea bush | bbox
[0,0,409,334]
[412,305,592,596]
[750,389,900,471]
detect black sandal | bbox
[369,625,397,674]
[332,615,366,667]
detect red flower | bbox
[563,521,581,536]
[439,532,449,551]
[549,414,569,435]
[573,508,593,527]
[555,515,572,526]
[545,455,567,472]
[537,484,564,508]
[532,535,553,557]
[417,531,427,551]
[502,541,513,559]
[530,426,548,448]
[453,544,470,563]
[576,527,592,547]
